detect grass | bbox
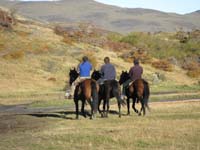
[118,32,200,60]
[0,10,200,150]
[30,99,73,108]
[1,19,200,100]
[150,83,200,93]
[0,101,200,150]
[150,93,200,102]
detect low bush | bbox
[187,70,200,78]
[0,8,16,29]
[121,49,152,64]
[103,41,131,51]
[182,61,200,78]
[3,50,24,59]
[152,60,173,72]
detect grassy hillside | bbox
[0,8,200,102]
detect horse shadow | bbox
[28,111,76,120]
[27,110,94,120]
[27,109,125,120]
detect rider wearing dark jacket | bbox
[121,59,143,99]
[100,57,116,81]
[129,59,143,81]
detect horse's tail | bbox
[143,79,150,111]
[113,81,126,106]
[91,80,99,113]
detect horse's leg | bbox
[98,99,103,117]
[104,95,110,118]
[102,99,106,117]
[81,99,86,118]
[106,98,110,118]
[146,103,150,112]
[144,97,150,112]
[127,97,130,115]
[132,97,139,114]
[115,94,122,118]
[87,98,96,120]
[117,98,122,118]
[142,99,146,116]
[138,98,145,116]
[74,99,79,119]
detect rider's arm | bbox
[129,67,133,77]
[77,63,81,73]
[100,65,105,78]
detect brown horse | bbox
[119,71,150,116]
[69,69,99,119]
[91,70,126,118]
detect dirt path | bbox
[0,99,199,116]
[0,104,74,115]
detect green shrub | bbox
[120,33,138,45]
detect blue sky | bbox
[95,0,200,14]
[10,0,200,14]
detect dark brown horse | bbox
[91,70,125,118]
[119,71,150,116]
[69,68,99,119]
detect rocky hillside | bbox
[0,0,200,33]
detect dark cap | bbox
[82,56,88,62]
[104,57,110,63]
[134,59,139,65]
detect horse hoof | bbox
[138,113,141,116]
[127,112,130,116]
[90,116,94,120]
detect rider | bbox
[121,58,143,99]
[67,56,92,99]
[98,57,116,84]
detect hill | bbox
[0,0,200,33]
[0,7,199,99]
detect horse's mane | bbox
[69,68,79,85]
[91,70,102,81]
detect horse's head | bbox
[91,70,102,81]
[69,68,79,86]
[119,71,130,85]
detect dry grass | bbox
[0,101,199,150]
[0,17,199,100]
[187,70,200,78]
[2,50,25,59]
[182,61,200,78]
[152,60,174,72]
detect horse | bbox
[91,70,125,118]
[119,71,150,116]
[69,68,99,119]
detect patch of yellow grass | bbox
[1,101,199,150]
[0,20,199,99]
